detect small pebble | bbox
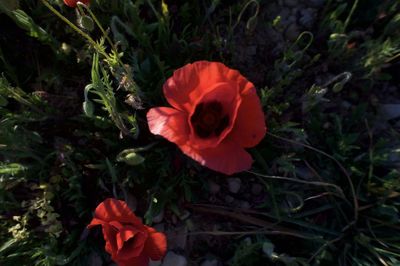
[125,193,137,212]
[380,104,400,120]
[88,251,102,266]
[299,8,317,28]
[309,0,326,8]
[201,259,219,266]
[152,209,164,223]
[227,178,241,194]
[225,195,234,203]
[246,46,257,56]
[251,184,263,195]
[162,252,187,266]
[285,23,300,41]
[238,200,251,209]
[153,223,165,232]
[167,226,188,249]
[171,214,178,225]
[150,260,162,266]
[283,0,298,7]
[208,180,220,194]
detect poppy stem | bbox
[77,2,115,50]
[40,0,109,59]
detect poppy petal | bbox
[147,107,189,145]
[87,217,105,228]
[116,229,147,260]
[101,224,119,259]
[143,226,167,260]
[228,87,267,147]
[93,198,143,226]
[116,253,149,266]
[163,61,252,113]
[180,139,253,175]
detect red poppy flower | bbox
[88,198,167,266]
[147,61,267,175]
[63,0,90,8]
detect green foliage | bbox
[1,0,399,265]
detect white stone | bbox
[381,104,400,120]
[208,180,220,194]
[152,209,164,223]
[201,259,219,266]
[251,184,263,195]
[162,252,187,266]
[227,177,241,194]
[284,0,298,7]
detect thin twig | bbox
[365,119,374,193]
[308,236,343,263]
[188,229,321,240]
[188,204,316,239]
[40,0,109,59]
[246,170,346,199]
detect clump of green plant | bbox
[1,0,399,265]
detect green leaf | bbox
[262,241,275,257]
[0,238,17,254]
[0,163,26,175]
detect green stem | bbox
[343,0,359,32]
[40,0,109,59]
[78,2,115,50]
[77,3,138,96]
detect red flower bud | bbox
[63,0,90,8]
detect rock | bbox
[238,200,251,209]
[246,46,257,56]
[227,178,241,193]
[280,7,291,19]
[201,259,219,266]
[380,104,400,120]
[299,8,317,28]
[153,223,165,232]
[285,24,300,41]
[387,86,398,93]
[162,252,187,266]
[309,0,326,8]
[341,100,352,109]
[167,226,188,249]
[208,180,220,194]
[171,214,178,225]
[152,209,164,223]
[284,0,298,7]
[251,184,263,195]
[225,195,234,203]
[125,193,137,212]
[150,260,162,266]
[295,166,314,180]
[87,251,102,266]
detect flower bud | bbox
[116,149,145,166]
[83,100,94,117]
[79,15,94,32]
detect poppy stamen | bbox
[190,101,229,138]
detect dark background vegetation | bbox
[0,0,399,265]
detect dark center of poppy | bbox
[190,101,230,138]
